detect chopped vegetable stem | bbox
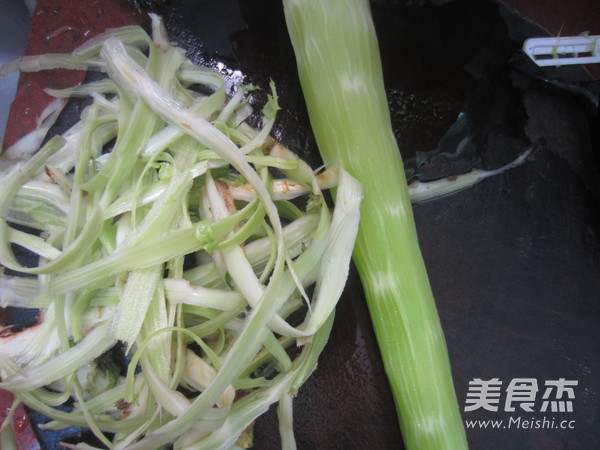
[0,16,365,449]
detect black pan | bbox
[3,0,599,448]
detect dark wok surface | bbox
[2,0,599,449]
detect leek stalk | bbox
[282,0,468,448]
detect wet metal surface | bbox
[1,0,599,449]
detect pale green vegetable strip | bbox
[121,219,329,448]
[278,391,295,450]
[0,324,115,392]
[44,79,118,98]
[0,398,19,450]
[408,147,532,204]
[183,213,319,287]
[282,1,467,448]
[202,172,302,338]
[13,180,71,215]
[0,15,367,449]
[8,228,62,260]
[139,282,172,384]
[15,384,151,433]
[1,207,104,275]
[164,279,244,311]
[185,313,336,450]
[113,265,163,350]
[48,225,203,294]
[71,379,114,448]
[99,37,285,258]
[0,275,42,308]
[300,169,362,340]
[1,98,66,163]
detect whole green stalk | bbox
[282,0,468,448]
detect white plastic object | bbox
[523,35,600,67]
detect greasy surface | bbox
[1,0,599,449]
[417,69,600,450]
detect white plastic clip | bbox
[523,35,600,67]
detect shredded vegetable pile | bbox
[0,15,362,449]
